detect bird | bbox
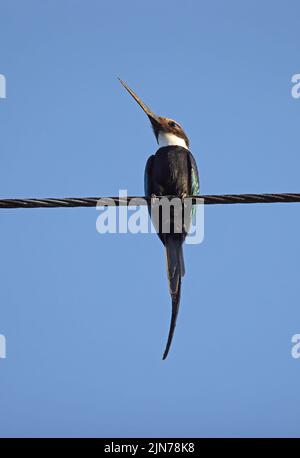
[119,78,200,359]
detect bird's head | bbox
[118,78,189,149]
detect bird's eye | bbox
[169,121,177,128]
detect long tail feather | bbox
[163,237,184,360]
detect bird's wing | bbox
[187,151,200,224]
[144,155,155,196]
[188,151,200,196]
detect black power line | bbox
[0,193,300,209]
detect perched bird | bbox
[119,78,200,359]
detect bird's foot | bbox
[151,193,159,206]
[181,192,187,203]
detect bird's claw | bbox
[151,194,159,206]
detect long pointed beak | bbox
[118,78,160,128]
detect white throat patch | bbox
[158,131,188,149]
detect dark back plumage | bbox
[145,145,199,359]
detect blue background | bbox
[0,0,300,437]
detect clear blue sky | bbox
[0,0,300,438]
